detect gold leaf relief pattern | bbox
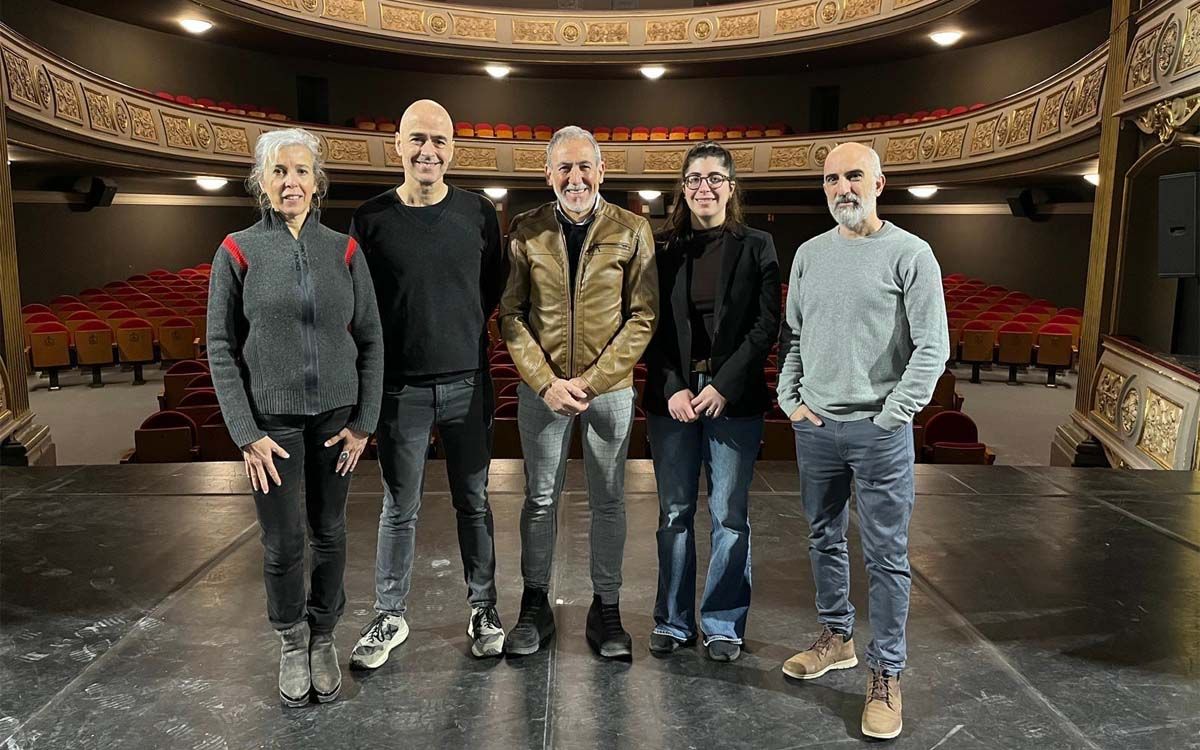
[327,138,370,163]
[935,127,966,160]
[1178,5,1200,74]
[1092,367,1123,427]
[322,0,367,25]
[82,87,117,134]
[513,20,557,44]
[1006,103,1036,146]
[768,145,810,170]
[969,118,997,154]
[2,47,39,108]
[1126,26,1159,92]
[1119,388,1139,436]
[584,22,629,45]
[213,124,251,155]
[195,123,212,150]
[1037,90,1066,137]
[513,147,545,171]
[646,19,689,44]
[1136,390,1183,468]
[775,3,818,34]
[883,135,920,164]
[644,150,687,173]
[716,13,759,40]
[48,71,82,123]
[1158,18,1181,77]
[819,1,840,24]
[1077,65,1105,120]
[381,6,425,34]
[162,113,197,149]
[452,15,497,41]
[730,147,755,172]
[841,0,881,22]
[601,149,627,172]
[454,146,498,169]
[127,102,157,142]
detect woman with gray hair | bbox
[206,127,383,707]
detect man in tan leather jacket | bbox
[500,126,658,661]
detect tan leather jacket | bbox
[500,197,658,396]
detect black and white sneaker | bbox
[349,612,409,670]
[468,605,505,658]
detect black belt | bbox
[691,359,711,374]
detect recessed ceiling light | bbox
[179,18,213,34]
[640,66,666,80]
[483,187,508,199]
[195,177,227,191]
[485,65,511,79]
[637,190,662,201]
[929,30,963,47]
[908,185,938,199]
[1083,173,1100,186]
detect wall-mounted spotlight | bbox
[483,187,508,199]
[1083,173,1100,186]
[637,190,662,201]
[640,66,666,80]
[179,18,213,34]
[929,30,963,47]
[195,177,228,191]
[485,65,511,79]
[907,185,938,199]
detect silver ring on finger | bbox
[339,451,349,460]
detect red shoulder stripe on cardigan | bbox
[222,236,248,271]
[344,237,359,266]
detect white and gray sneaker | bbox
[468,606,505,658]
[349,613,409,670]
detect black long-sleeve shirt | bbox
[350,186,505,388]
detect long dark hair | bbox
[663,141,745,243]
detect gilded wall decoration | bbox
[841,0,881,22]
[585,22,629,45]
[813,144,830,167]
[644,150,687,173]
[513,147,546,171]
[1092,367,1123,427]
[380,5,426,34]
[213,124,251,155]
[195,122,212,150]
[322,0,367,25]
[935,127,966,160]
[127,103,156,142]
[1037,89,1066,137]
[514,20,557,44]
[730,147,755,172]
[1158,18,1181,78]
[1135,94,1200,142]
[693,19,713,40]
[918,133,936,161]
[819,0,840,24]
[301,0,319,11]
[36,67,50,108]
[452,15,497,41]
[326,137,371,163]
[716,13,760,40]
[2,47,40,108]
[1119,387,1140,436]
[994,112,1010,149]
[1062,83,1078,124]
[1126,24,1161,93]
[768,145,810,170]
[560,22,581,43]
[113,100,129,134]
[428,14,448,34]
[1076,65,1105,120]
[1178,4,1200,74]
[1005,103,1036,146]
[883,135,920,164]
[600,149,627,172]
[48,71,82,124]
[969,117,997,155]
[453,146,498,170]
[1136,389,1183,468]
[82,87,118,134]
[162,113,197,149]
[646,19,689,44]
[776,3,818,34]
[384,140,403,166]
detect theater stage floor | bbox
[2,461,1198,749]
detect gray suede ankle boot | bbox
[309,632,341,703]
[277,621,311,707]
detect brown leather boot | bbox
[781,626,857,680]
[861,668,903,739]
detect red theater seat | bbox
[513,124,533,140]
[632,126,651,141]
[475,122,495,138]
[494,123,514,139]
[611,126,630,141]
[135,411,197,462]
[455,121,475,137]
[688,125,707,140]
[593,126,611,141]
[534,125,554,140]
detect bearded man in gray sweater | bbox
[776,142,948,741]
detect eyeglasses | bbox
[683,174,730,190]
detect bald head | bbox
[822,142,885,236]
[825,142,882,181]
[396,99,454,188]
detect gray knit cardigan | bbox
[206,210,384,448]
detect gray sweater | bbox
[776,221,948,432]
[206,210,384,448]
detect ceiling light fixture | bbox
[637,190,662,201]
[195,177,227,191]
[1083,173,1100,186]
[929,30,963,47]
[640,66,666,80]
[179,18,213,34]
[907,185,939,199]
[483,187,508,199]
[485,65,511,79]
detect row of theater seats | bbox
[21,265,212,388]
[127,359,242,462]
[942,274,1082,387]
[359,121,795,140]
[149,90,288,120]
[845,104,986,131]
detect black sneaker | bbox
[649,632,695,655]
[585,595,632,660]
[504,587,555,656]
[706,640,742,662]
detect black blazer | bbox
[643,224,781,418]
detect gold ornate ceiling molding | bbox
[1,24,1105,182]
[1118,0,1200,120]
[196,0,959,61]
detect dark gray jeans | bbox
[792,416,916,673]
[373,374,497,616]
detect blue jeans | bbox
[792,416,915,672]
[648,407,763,645]
[373,374,497,615]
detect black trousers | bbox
[253,406,353,634]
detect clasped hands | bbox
[667,385,728,422]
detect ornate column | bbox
[1052,0,1139,466]
[0,97,54,465]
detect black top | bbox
[683,226,725,361]
[644,225,782,418]
[556,205,595,298]
[350,185,505,389]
